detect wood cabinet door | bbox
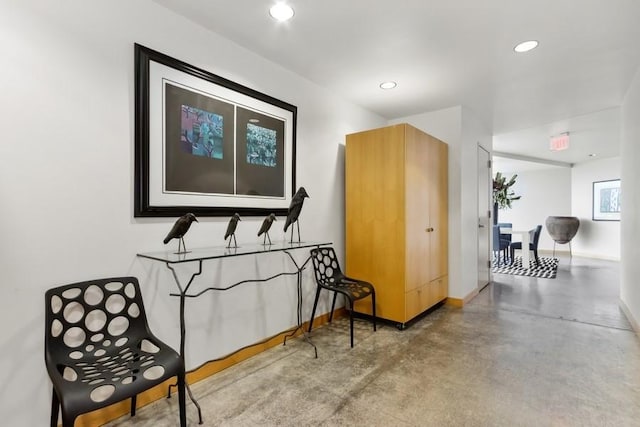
[428,138,448,282]
[404,126,431,293]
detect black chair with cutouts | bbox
[307,247,376,348]
[44,277,186,427]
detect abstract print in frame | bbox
[592,179,621,221]
[134,44,296,217]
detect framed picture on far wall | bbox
[592,179,621,221]
[134,44,297,217]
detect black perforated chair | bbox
[44,277,186,427]
[307,247,376,348]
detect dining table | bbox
[499,227,535,267]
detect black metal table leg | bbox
[282,250,318,358]
[167,262,204,425]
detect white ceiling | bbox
[492,156,564,174]
[154,0,640,165]
[493,106,621,169]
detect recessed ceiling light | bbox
[588,153,597,157]
[269,3,294,21]
[379,81,397,90]
[514,40,539,53]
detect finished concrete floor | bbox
[107,255,640,426]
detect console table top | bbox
[137,240,331,264]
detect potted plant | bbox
[493,172,521,225]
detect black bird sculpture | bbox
[258,213,277,245]
[163,213,198,253]
[224,213,241,248]
[284,187,309,243]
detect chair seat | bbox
[509,242,534,250]
[50,337,182,413]
[323,277,375,300]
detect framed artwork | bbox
[134,44,297,217]
[592,179,621,221]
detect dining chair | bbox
[493,225,510,264]
[497,222,513,245]
[509,225,543,267]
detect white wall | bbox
[461,106,493,296]
[0,1,386,425]
[494,157,621,260]
[620,66,640,328]
[571,157,621,260]
[390,105,492,301]
[497,167,572,252]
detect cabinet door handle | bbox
[425,227,434,232]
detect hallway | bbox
[475,254,630,330]
[108,256,640,426]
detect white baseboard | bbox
[537,249,569,255]
[570,252,620,261]
[537,249,620,261]
[620,299,640,338]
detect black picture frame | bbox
[134,44,297,217]
[592,179,621,221]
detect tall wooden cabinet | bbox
[345,123,448,327]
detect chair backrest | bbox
[492,225,501,248]
[44,277,153,386]
[497,222,512,242]
[531,225,543,248]
[310,247,345,286]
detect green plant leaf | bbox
[492,173,521,209]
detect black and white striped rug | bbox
[492,256,559,279]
